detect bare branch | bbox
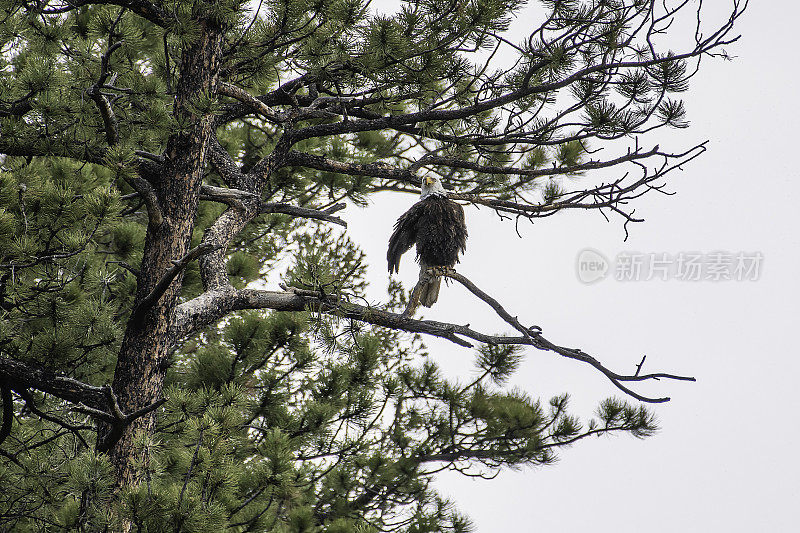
[122,397,166,424]
[443,269,694,402]
[286,150,417,185]
[87,41,124,146]
[122,174,164,227]
[107,260,141,277]
[219,82,289,123]
[0,356,108,413]
[0,356,166,449]
[214,72,318,127]
[173,276,693,403]
[207,133,247,187]
[260,202,347,227]
[73,403,116,423]
[423,146,660,184]
[134,150,164,163]
[18,389,92,448]
[442,269,538,339]
[201,184,258,208]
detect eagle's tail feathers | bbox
[419,275,441,308]
[402,266,442,316]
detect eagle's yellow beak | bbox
[424,176,435,186]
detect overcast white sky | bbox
[342,1,800,531]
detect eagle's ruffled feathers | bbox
[387,174,468,313]
[387,195,467,274]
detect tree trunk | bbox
[100,16,226,491]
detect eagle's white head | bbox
[420,174,446,200]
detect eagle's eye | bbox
[424,176,435,186]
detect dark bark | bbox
[99,15,227,489]
[0,379,13,447]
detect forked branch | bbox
[442,270,695,402]
[0,357,164,432]
[131,243,219,320]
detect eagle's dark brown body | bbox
[387,194,467,311]
[387,195,468,273]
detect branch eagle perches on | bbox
[171,269,694,404]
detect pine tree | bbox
[0,0,744,530]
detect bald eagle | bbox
[388,175,468,313]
